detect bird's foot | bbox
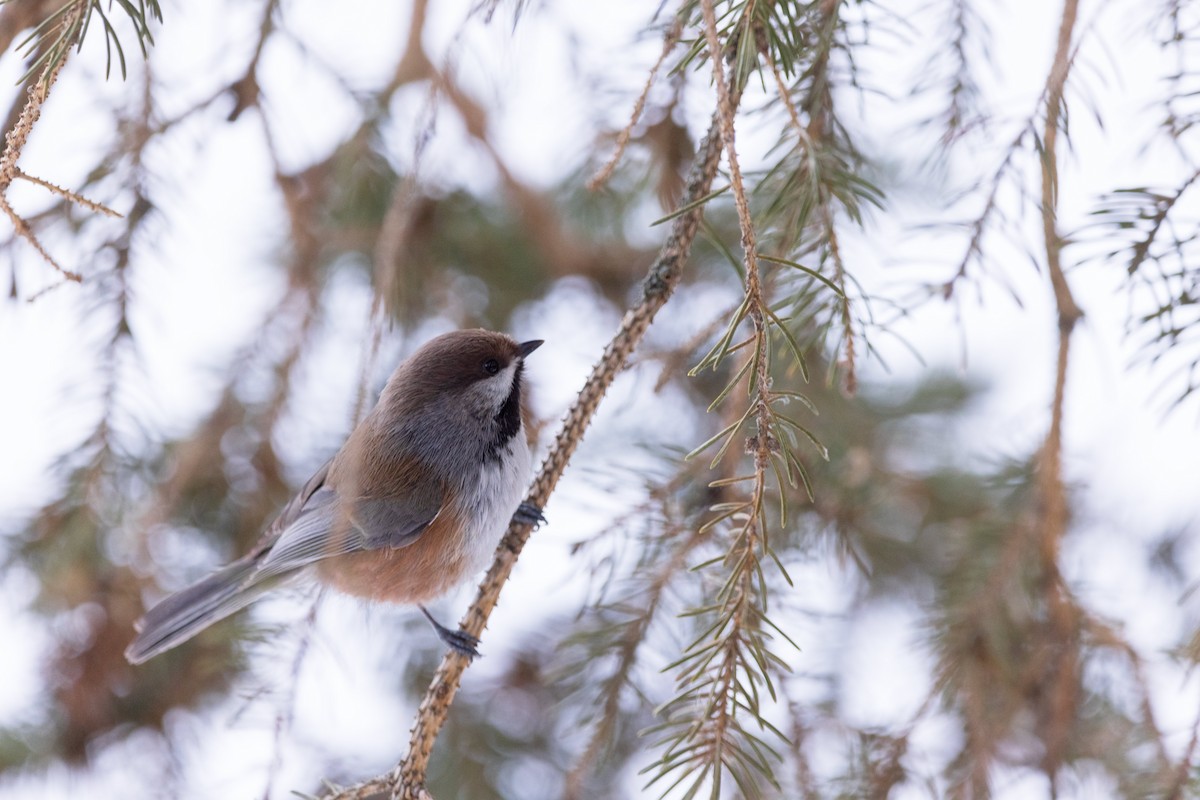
[513,502,546,528]
[420,606,480,659]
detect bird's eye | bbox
[483,358,501,375]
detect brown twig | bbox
[0,7,83,284]
[1039,0,1084,338]
[0,45,66,192]
[825,217,856,396]
[698,0,769,447]
[384,0,433,94]
[13,168,121,217]
[587,16,684,192]
[224,0,279,121]
[1033,0,1083,786]
[0,193,79,282]
[320,77,735,800]
[758,24,856,395]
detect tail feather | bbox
[125,558,276,665]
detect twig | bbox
[0,7,83,284]
[14,168,121,217]
[759,25,856,395]
[825,216,856,396]
[762,45,809,145]
[0,37,69,192]
[587,16,683,192]
[0,193,80,282]
[698,0,769,442]
[1039,1,1084,337]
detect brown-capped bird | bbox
[125,329,543,664]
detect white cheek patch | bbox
[469,362,520,412]
[491,363,519,405]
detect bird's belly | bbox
[454,436,534,578]
[315,509,469,604]
[317,436,532,605]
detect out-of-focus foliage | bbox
[0,0,1198,798]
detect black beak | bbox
[518,339,543,358]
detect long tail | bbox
[125,557,277,664]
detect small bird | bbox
[125,329,544,665]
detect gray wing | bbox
[253,475,445,580]
[258,457,336,547]
[126,457,445,664]
[127,458,339,663]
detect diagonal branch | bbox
[320,88,738,800]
